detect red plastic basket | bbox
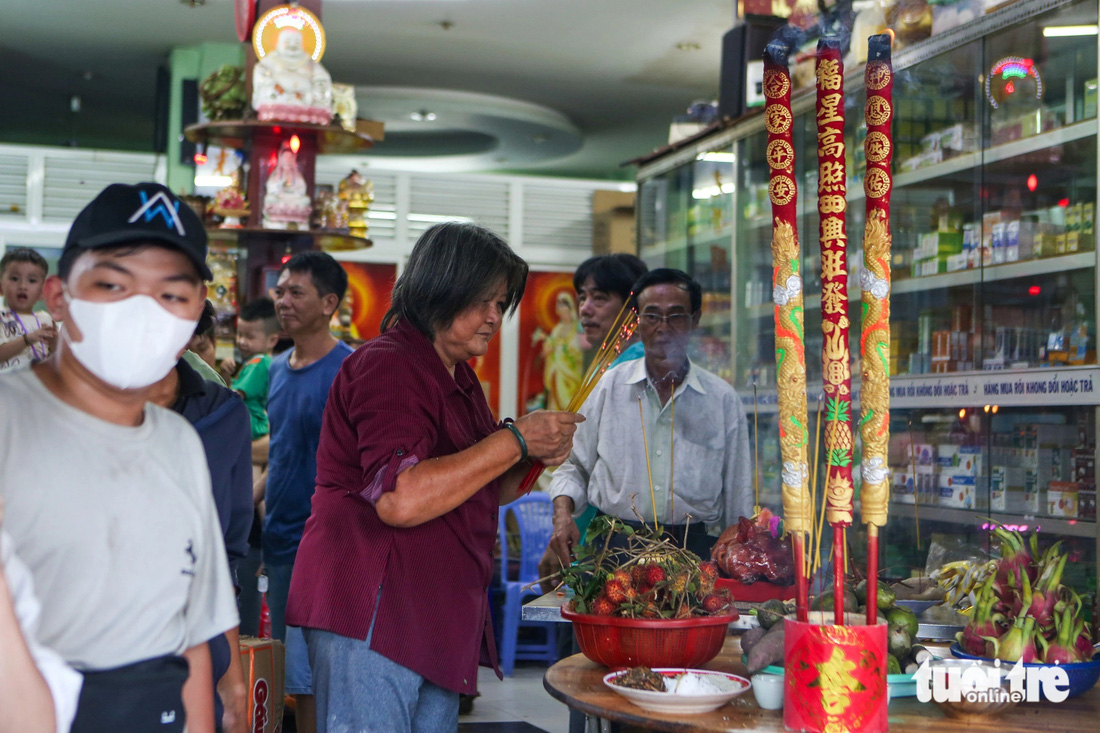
[561,605,738,670]
[715,577,797,603]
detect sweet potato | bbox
[746,621,785,673]
[740,626,768,655]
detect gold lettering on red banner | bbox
[766,105,793,134]
[820,195,846,214]
[865,96,891,126]
[816,59,842,91]
[866,62,892,91]
[822,281,847,314]
[819,161,844,193]
[864,168,891,199]
[865,131,891,164]
[821,249,845,279]
[763,69,791,99]
[822,216,847,243]
[769,175,796,205]
[818,92,843,125]
[818,129,844,159]
[767,140,795,170]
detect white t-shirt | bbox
[0,308,54,373]
[1,530,82,733]
[0,368,239,670]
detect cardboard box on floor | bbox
[592,190,636,255]
[240,637,285,733]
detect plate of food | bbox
[604,667,751,714]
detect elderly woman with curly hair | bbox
[286,222,584,732]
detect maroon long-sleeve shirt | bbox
[286,320,502,694]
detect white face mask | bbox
[63,292,199,390]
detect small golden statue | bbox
[211,170,250,229]
[338,169,374,239]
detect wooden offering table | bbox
[543,635,1100,731]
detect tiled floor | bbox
[280,661,570,732]
[459,663,571,733]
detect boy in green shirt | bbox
[230,298,280,440]
[224,297,280,640]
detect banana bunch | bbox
[931,560,995,612]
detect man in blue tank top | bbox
[263,251,352,733]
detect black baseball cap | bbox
[64,182,212,280]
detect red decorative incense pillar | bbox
[763,39,812,623]
[860,33,895,627]
[815,37,855,627]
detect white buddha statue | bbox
[252,27,333,125]
[262,142,312,229]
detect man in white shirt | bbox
[0,182,239,733]
[547,268,752,563]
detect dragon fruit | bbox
[1024,554,1066,631]
[986,613,1039,663]
[984,558,1039,663]
[1074,620,1094,661]
[957,576,1006,656]
[965,527,1091,666]
[1042,606,1086,665]
[994,526,1035,589]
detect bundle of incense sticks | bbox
[763,37,812,622]
[860,33,895,625]
[815,36,855,627]
[515,300,639,496]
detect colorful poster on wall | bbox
[339,262,396,343]
[470,336,501,419]
[338,260,502,417]
[517,270,582,416]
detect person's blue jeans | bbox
[266,561,312,695]
[304,601,458,732]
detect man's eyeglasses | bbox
[638,312,694,330]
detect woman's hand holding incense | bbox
[514,410,585,467]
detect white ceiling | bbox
[0,0,735,178]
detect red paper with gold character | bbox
[815,38,854,528]
[860,34,894,529]
[784,619,888,732]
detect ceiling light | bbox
[698,152,736,163]
[410,110,437,122]
[1043,25,1097,37]
[677,42,701,51]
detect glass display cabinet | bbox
[635,0,1100,601]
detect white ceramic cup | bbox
[751,672,784,710]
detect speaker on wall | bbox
[179,79,199,165]
[153,65,170,154]
[718,17,787,120]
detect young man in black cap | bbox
[0,182,239,733]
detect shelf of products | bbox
[891,503,1094,538]
[635,0,1100,593]
[184,119,383,155]
[206,227,372,252]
